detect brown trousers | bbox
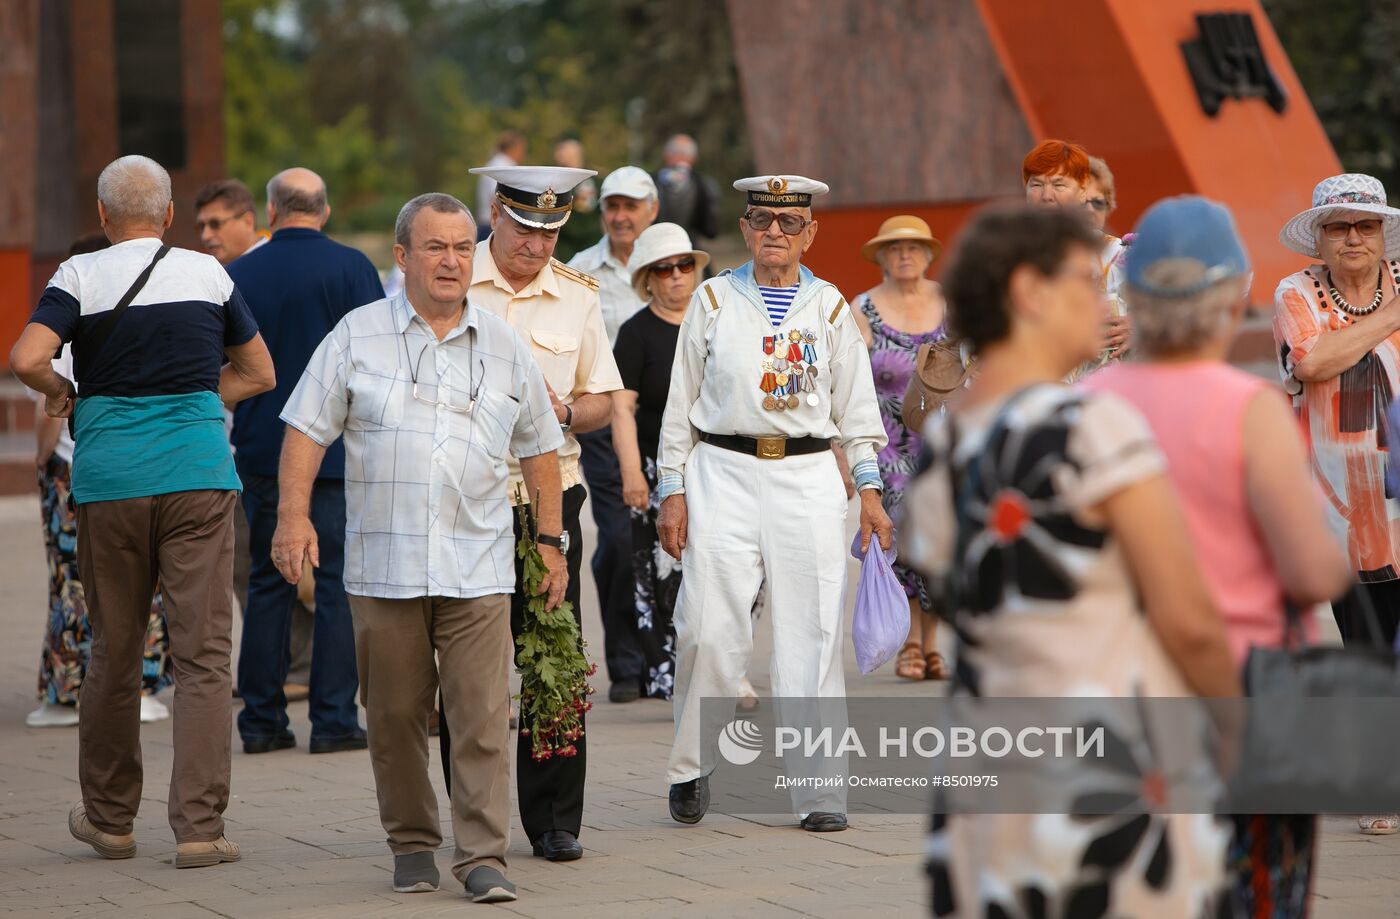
[347,594,512,880]
[76,489,237,843]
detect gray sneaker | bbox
[465,865,517,903]
[393,851,440,893]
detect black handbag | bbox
[1229,587,1400,813]
[67,245,170,441]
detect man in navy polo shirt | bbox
[229,167,384,755]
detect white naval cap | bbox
[600,165,657,201]
[733,175,830,207]
[469,164,598,229]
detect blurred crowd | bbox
[12,126,1400,916]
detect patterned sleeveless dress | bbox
[857,292,946,610]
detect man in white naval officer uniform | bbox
[655,174,892,831]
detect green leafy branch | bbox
[514,502,595,761]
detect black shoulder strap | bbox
[68,245,170,442]
[80,245,171,363]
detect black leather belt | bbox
[700,432,829,460]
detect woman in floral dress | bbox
[902,205,1240,917]
[853,216,949,680]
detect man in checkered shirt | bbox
[271,192,564,905]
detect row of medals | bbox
[760,328,821,412]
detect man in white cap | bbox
[656,175,891,832]
[440,163,623,863]
[568,166,659,705]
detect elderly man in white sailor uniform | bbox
[656,175,892,831]
[433,164,623,863]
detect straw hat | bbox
[1279,173,1400,260]
[629,223,710,301]
[861,215,942,263]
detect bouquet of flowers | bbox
[513,503,595,761]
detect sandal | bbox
[924,651,949,681]
[895,643,926,680]
[1359,815,1399,835]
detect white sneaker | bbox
[139,696,170,724]
[26,702,80,728]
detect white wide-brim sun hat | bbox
[1280,173,1400,260]
[629,223,710,301]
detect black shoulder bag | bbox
[67,245,171,441]
[1230,587,1400,813]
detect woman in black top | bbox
[612,223,708,699]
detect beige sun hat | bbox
[629,223,709,301]
[861,215,943,263]
[1279,173,1400,260]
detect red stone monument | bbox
[0,0,224,367]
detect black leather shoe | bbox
[309,729,368,755]
[669,777,709,824]
[531,829,583,861]
[609,681,641,703]
[242,731,295,755]
[800,812,848,832]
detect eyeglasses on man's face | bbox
[744,209,811,236]
[1321,219,1383,241]
[650,257,697,277]
[196,209,251,233]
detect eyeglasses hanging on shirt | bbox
[402,328,484,414]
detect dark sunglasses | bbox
[650,257,697,277]
[744,209,811,235]
[196,209,251,232]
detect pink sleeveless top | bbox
[1083,361,1299,666]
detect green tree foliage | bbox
[1265,0,1400,193]
[222,0,753,234]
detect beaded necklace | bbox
[1327,267,1385,316]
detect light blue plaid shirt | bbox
[281,293,562,599]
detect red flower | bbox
[988,489,1030,543]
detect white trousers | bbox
[667,442,850,799]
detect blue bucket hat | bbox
[1125,195,1250,298]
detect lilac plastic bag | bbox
[849,531,909,674]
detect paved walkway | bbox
[0,494,1394,917]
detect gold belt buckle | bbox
[755,436,785,459]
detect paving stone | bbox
[0,492,1395,915]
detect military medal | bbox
[787,394,799,410]
[763,335,776,355]
[806,393,819,407]
[759,353,780,410]
[774,396,786,411]
[801,328,818,364]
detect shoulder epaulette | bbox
[550,259,600,292]
[703,284,721,311]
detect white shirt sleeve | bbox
[509,333,566,459]
[827,303,887,470]
[280,323,351,447]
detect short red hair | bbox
[1022,140,1091,186]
